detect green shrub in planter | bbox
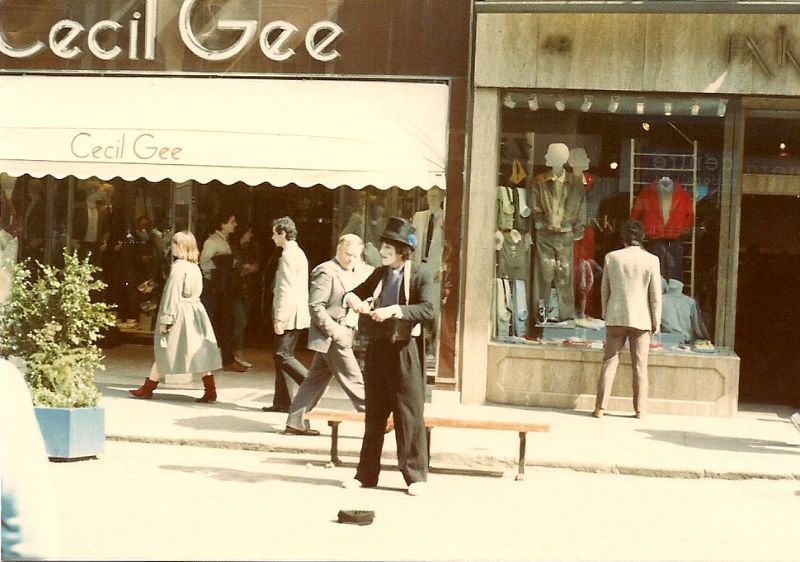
[0,251,116,408]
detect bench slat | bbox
[305,409,550,433]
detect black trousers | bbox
[202,279,234,365]
[355,337,428,487]
[271,329,308,409]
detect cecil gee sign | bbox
[0,0,342,62]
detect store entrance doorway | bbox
[735,107,800,407]
[736,195,800,406]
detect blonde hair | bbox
[337,233,364,251]
[171,231,199,263]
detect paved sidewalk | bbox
[97,344,800,480]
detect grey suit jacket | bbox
[601,245,662,332]
[307,258,373,353]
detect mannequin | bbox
[660,277,709,343]
[19,179,45,263]
[411,187,445,274]
[72,179,112,264]
[630,176,693,281]
[1,173,18,238]
[412,187,446,351]
[568,148,600,319]
[531,142,587,322]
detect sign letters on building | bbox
[0,0,343,63]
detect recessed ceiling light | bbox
[503,94,516,109]
[580,95,593,112]
[527,95,538,111]
[608,96,620,113]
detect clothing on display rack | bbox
[660,278,709,343]
[630,177,693,281]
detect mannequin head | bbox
[0,173,16,198]
[425,187,445,212]
[568,148,590,176]
[657,176,674,192]
[544,143,570,175]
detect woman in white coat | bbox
[130,231,223,402]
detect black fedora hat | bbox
[337,509,375,526]
[379,216,417,249]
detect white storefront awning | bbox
[0,75,449,190]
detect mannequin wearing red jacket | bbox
[630,177,693,281]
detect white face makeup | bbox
[380,242,402,268]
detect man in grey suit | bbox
[284,234,373,435]
[594,219,661,419]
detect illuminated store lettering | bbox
[0,0,341,63]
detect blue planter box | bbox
[33,406,105,460]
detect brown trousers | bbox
[595,326,650,413]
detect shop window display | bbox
[494,92,724,353]
[0,174,446,369]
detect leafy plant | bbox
[0,251,116,408]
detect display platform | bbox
[486,340,740,417]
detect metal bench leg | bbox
[328,421,342,466]
[515,432,527,481]
[426,427,432,469]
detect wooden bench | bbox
[304,409,551,480]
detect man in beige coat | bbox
[262,216,310,413]
[594,219,661,419]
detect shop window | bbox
[0,175,445,369]
[493,92,725,353]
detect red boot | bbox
[196,374,217,403]
[130,378,158,399]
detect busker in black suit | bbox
[341,217,436,496]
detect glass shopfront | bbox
[492,91,726,354]
[0,0,471,382]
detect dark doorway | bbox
[735,194,800,406]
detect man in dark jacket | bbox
[341,217,436,496]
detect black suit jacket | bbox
[351,262,436,323]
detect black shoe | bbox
[261,405,289,413]
[284,425,320,436]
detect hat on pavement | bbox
[379,216,417,249]
[337,509,375,526]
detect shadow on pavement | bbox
[174,414,282,433]
[638,429,800,455]
[159,464,343,487]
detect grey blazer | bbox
[601,245,662,332]
[307,259,373,353]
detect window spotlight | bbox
[554,97,566,111]
[690,100,701,116]
[641,122,651,132]
[635,100,645,115]
[527,94,539,111]
[503,94,516,109]
[717,99,727,117]
[780,142,787,151]
[580,95,593,112]
[663,102,672,116]
[607,96,620,113]
[609,161,619,170]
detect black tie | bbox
[424,212,435,261]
